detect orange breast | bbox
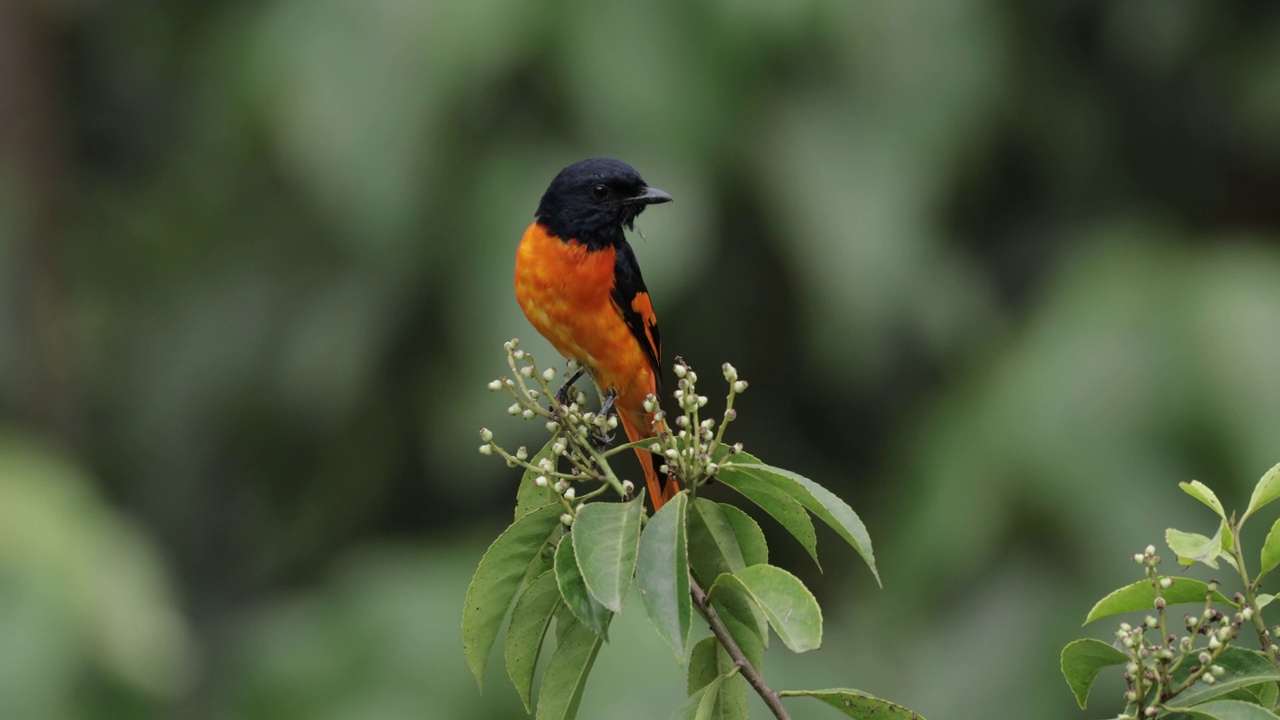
[514,223,656,409]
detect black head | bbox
[535,158,672,249]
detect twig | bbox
[690,577,791,720]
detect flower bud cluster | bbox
[1114,547,1248,714]
[479,341,754,514]
[476,339,641,505]
[641,357,749,492]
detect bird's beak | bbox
[632,186,673,205]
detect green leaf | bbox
[688,636,731,694]
[1059,638,1127,709]
[505,569,561,712]
[1168,522,1226,569]
[671,670,736,720]
[1173,647,1280,707]
[463,502,564,691]
[1183,480,1228,519]
[777,689,926,719]
[637,491,692,663]
[554,536,611,638]
[1259,516,1280,583]
[1085,577,1234,624]
[729,458,879,584]
[516,438,560,519]
[714,461,818,567]
[535,615,608,720]
[1249,680,1279,708]
[1164,698,1280,720]
[719,503,769,568]
[571,495,645,613]
[686,499,767,662]
[685,637,750,719]
[1257,594,1275,611]
[688,498,747,583]
[711,564,822,653]
[1243,462,1280,525]
[710,587,767,667]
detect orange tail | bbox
[617,405,678,510]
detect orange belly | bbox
[513,223,656,410]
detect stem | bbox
[1231,523,1280,672]
[690,577,790,720]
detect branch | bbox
[690,577,791,720]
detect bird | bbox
[514,158,678,510]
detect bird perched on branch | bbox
[514,158,678,509]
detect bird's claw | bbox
[589,427,615,449]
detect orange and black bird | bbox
[514,158,678,509]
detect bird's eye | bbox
[591,184,609,200]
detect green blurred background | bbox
[2,0,1279,718]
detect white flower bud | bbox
[733,380,747,393]
[1203,674,1217,685]
[676,415,689,428]
[643,397,656,412]
[538,458,552,471]
[674,363,687,378]
[1159,577,1173,589]
[504,340,515,351]
[688,371,697,384]
[1145,616,1158,628]
[552,442,565,455]
[560,513,573,526]
[1243,607,1254,620]
[1145,544,1156,555]
[622,480,634,494]
[534,476,548,487]
[606,416,618,429]
[479,428,493,442]
[504,378,516,389]
[706,463,719,475]
[697,395,708,407]
[563,488,576,501]
[521,408,535,420]
[479,444,492,455]
[566,358,578,369]
[659,464,670,474]
[542,368,556,382]
[648,443,661,453]
[516,446,528,461]
[722,363,737,382]
[665,449,679,459]
[1209,635,1222,649]
[512,349,526,360]
[673,390,684,401]
[554,480,568,493]
[508,403,521,415]
[520,366,533,378]
[487,380,502,391]
[545,421,558,432]
[1133,553,1144,563]
[1210,664,1225,677]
